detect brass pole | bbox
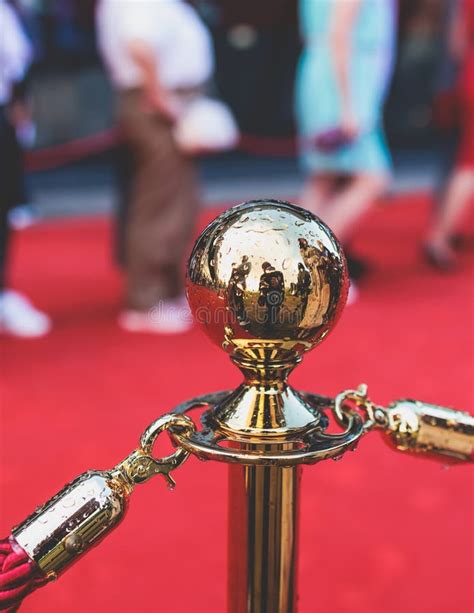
[182,200,360,612]
[228,460,300,613]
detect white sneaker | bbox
[118,295,193,335]
[0,290,51,338]
[346,281,359,306]
[8,204,38,230]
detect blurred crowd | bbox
[0,0,473,338]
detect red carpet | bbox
[1,194,473,613]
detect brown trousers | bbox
[117,90,199,310]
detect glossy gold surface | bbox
[186,200,349,443]
[187,200,347,364]
[13,414,194,576]
[180,201,353,613]
[170,392,364,467]
[13,470,128,577]
[228,463,300,613]
[333,386,474,462]
[383,400,474,461]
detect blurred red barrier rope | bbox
[0,537,46,612]
[25,129,121,172]
[238,133,297,157]
[24,128,299,172]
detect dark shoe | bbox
[345,251,370,281]
[423,244,457,272]
[450,234,464,250]
[450,234,474,250]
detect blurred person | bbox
[296,0,397,291]
[425,0,474,270]
[0,0,51,337]
[258,262,284,328]
[96,0,214,334]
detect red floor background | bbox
[1,194,473,613]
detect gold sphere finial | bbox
[187,200,348,367]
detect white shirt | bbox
[0,0,32,104]
[96,0,214,90]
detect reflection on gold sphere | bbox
[186,200,348,363]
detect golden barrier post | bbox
[173,200,365,612]
[8,200,472,613]
[169,200,473,612]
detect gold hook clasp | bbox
[334,384,388,431]
[114,413,196,490]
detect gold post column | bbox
[228,463,300,613]
[180,200,363,613]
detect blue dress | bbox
[296,0,396,175]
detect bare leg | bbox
[320,173,388,242]
[426,168,474,263]
[300,173,338,217]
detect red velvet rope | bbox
[24,128,299,172]
[25,129,120,172]
[0,537,46,612]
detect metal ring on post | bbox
[169,393,366,467]
[115,413,197,488]
[140,413,196,469]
